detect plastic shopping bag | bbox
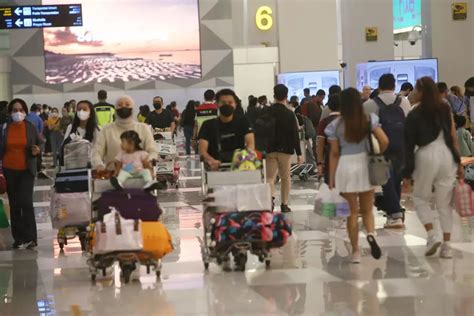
[314,184,336,218]
[0,199,9,229]
[454,180,474,217]
[333,191,350,218]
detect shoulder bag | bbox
[367,118,391,186]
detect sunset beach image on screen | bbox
[43,0,201,84]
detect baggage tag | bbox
[58,204,68,220]
[156,161,174,174]
[157,143,176,156]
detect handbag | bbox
[367,118,391,186]
[454,180,474,217]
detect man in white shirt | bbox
[364,75,411,117]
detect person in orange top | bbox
[0,98,41,249]
[46,107,63,167]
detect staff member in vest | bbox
[266,84,303,213]
[194,90,218,141]
[92,96,158,171]
[198,89,254,170]
[94,90,115,128]
[145,96,176,134]
[0,99,41,249]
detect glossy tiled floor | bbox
[0,150,474,315]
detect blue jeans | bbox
[183,125,194,155]
[380,156,403,219]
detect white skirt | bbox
[335,152,372,193]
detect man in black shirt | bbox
[145,96,176,134]
[199,89,254,170]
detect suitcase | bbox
[211,211,292,249]
[50,192,91,229]
[96,189,162,221]
[141,222,173,259]
[63,140,92,170]
[55,169,91,193]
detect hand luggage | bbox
[94,209,143,254]
[454,180,474,217]
[211,211,292,249]
[55,169,90,193]
[50,192,91,229]
[96,189,162,221]
[212,184,272,212]
[141,222,173,259]
[63,139,92,170]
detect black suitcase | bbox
[55,169,90,193]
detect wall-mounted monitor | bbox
[277,70,340,103]
[356,58,438,92]
[394,0,422,34]
[43,0,201,84]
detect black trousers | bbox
[3,169,37,244]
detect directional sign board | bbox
[0,4,82,29]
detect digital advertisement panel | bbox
[393,0,422,33]
[277,71,340,102]
[356,59,438,92]
[42,0,201,84]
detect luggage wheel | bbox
[204,262,209,270]
[58,242,65,250]
[265,259,271,269]
[91,273,96,283]
[121,265,134,284]
[156,270,161,279]
[234,253,247,272]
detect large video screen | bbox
[394,0,422,34]
[356,58,438,92]
[277,71,340,103]
[43,0,201,84]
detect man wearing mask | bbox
[92,96,158,171]
[198,89,254,170]
[145,96,175,134]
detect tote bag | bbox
[367,119,391,186]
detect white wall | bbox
[341,0,394,87]
[277,0,339,73]
[430,0,474,87]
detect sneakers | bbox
[425,235,442,257]
[110,177,123,191]
[384,218,404,229]
[367,234,382,259]
[350,251,361,264]
[37,171,50,180]
[439,243,453,259]
[281,204,292,213]
[24,241,37,250]
[12,242,22,249]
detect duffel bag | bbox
[55,169,90,193]
[50,192,91,229]
[94,209,143,254]
[141,222,173,259]
[96,189,162,221]
[212,211,292,247]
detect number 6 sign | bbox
[256,6,273,31]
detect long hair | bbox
[415,77,443,119]
[183,100,196,123]
[340,88,368,143]
[70,100,98,142]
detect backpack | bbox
[254,106,276,153]
[373,96,405,155]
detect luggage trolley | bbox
[154,129,180,189]
[200,158,274,271]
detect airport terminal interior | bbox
[0,0,474,315]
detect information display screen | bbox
[277,71,340,103]
[356,59,438,92]
[43,0,201,84]
[394,0,422,34]
[0,5,82,29]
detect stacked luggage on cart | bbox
[51,139,92,251]
[88,184,173,283]
[153,128,180,189]
[200,151,292,271]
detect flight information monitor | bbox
[0,4,82,29]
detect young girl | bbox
[111,131,158,191]
[47,107,63,167]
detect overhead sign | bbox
[256,6,273,31]
[393,0,422,34]
[0,4,82,29]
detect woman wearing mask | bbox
[59,106,72,135]
[46,107,62,167]
[181,100,196,155]
[92,96,158,171]
[403,77,461,259]
[63,100,99,144]
[0,99,41,249]
[325,88,389,263]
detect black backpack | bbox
[373,96,405,155]
[254,106,276,152]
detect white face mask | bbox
[51,112,59,118]
[77,110,90,121]
[11,112,26,122]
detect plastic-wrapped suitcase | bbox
[55,169,90,193]
[50,192,91,229]
[63,140,92,170]
[95,189,162,221]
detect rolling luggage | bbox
[50,192,91,229]
[63,140,92,170]
[96,189,162,221]
[55,169,90,193]
[141,222,173,259]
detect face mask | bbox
[12,112,26,122]
[51,112,59,118]
[77,110,90,121]
[153,103,162,110]
[116,107,133,119]
[466,90,474,97]
[219,104,234,117]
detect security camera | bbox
[340,62,347,69]
[408,25,423,46]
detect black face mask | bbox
[116,107,133,119]
[153,103,162,110]
[219,104,234,117]
[466,90,474,97]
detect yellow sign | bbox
[452,2,467,20]
[256,6,273,31]
[365,27,378,42]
